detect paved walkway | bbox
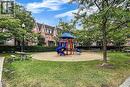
[0,57,4,87]
[120,77,130,87]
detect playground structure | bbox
[56,32,78,56]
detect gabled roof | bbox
[37,23,43,31]
[37,23,55,30]
[44,25,54,29]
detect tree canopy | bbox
[0,4,35,45]
[70,0,130,63]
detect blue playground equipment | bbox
[56,43,66,56]
[56,32,76,56]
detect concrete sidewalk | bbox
[0,58,4,87]
[119,77,130,87]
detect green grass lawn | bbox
[2,52,130,87]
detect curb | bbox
[0,58,4,87]
[119,77,130,87]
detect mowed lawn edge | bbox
[2,52,130,87]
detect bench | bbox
[15,52,30,60]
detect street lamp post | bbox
[21,23,25,52]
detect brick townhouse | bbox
[32,23,59,47]
[0,22,59,47]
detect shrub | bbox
[122,46,130,51]
[3,54,32,80]
[3,57,15,79]
[0,46,56,53]
[24,46,56,52]
[78,46,124,51]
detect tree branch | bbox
[108,20,130,32]
[94,0,101,11]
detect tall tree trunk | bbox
[102,16,107,63]
[101,0,108,64]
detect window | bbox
[49,30,52,34]
[1,1,14,14]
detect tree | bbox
[0,4,35,46]
[75,28,101,46]
[37,34,45,46]
[70,0,130,64]
[0,18,21,41]
[58,19,76,34]
[108,27,129,46]
[15,5,34,32]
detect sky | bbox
[16,0,79,26]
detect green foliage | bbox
[123,46,130,50]
[37,34,45,46]
[72,0,130,46]
[0,4,35,44]
[0,18,21,40]
[58,19,76,34]
[3,53,32,80]
[0,46,56,53]
[3,56,15,79]
[70,0,130,62]
[75,28,102,46]
[24,46,56,52]
[15,5,34,32]
[0,32,12,41]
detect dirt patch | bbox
[32,52,102,62]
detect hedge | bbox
[0,46,129,53]
[24,46,56,52]
[0,46,56,53]
[78,46,126,51]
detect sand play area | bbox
[32,52,102,62]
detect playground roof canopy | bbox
[61,32,76,39]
